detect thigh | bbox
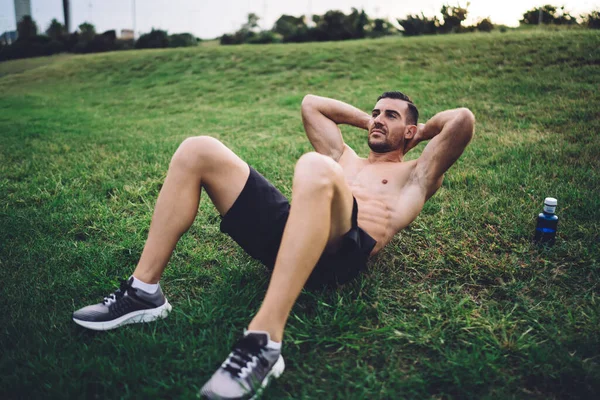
[198,139,250,216]
[293,152,355,249]
[326,167,355,249]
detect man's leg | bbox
[133,136,250,283]
[247,152,354,341]
[200,152,354,399]
[73,135,250,330]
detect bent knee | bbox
[170,135,224,170]
[293,152,342,192]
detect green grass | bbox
[1,29,599,399]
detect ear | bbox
[404,125,417,140]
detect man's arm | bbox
[301,95,370,161]
[410,108,475,197]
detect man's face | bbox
[368,98,415,153]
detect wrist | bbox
[360,113,370,130]
[420,123,436,141]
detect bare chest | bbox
[341,160,412,197]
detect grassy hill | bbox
[1,29,599,399]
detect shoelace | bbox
[103,279,137,306]
[223,336,269,377]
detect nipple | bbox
[382,179,388,184]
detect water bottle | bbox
[533,197,558,246]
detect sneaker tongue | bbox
[244,330,270,347]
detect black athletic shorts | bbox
[220,166,377,288]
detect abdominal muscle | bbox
[350,184,403,255]
[338,148,427,255]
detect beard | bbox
[368,136,402,153]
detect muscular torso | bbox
[338,146,441,254]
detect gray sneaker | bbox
[72,277,171,331]
[200,331,285,400]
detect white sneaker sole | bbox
[72,300,172,331]
[249,355,285,400]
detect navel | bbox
[382,179,388,184]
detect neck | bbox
[368,149,404,163]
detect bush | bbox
[72,30,117,54]
[0,35,65,61]
[63,32,79,52]
[115,39,134,51]
[220,32,249,45]
[135,29,169,49]
[168,33,197,48]
[88,31,117,53]
[220,34,237,45]
[398,13,440,36]
[47,39,66,54]
[247,31,280,44]
[476,18,494,32]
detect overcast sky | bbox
[1,0,598,39]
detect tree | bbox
[398,13,440,36]
[220,13,269,45]
[346,8,369,39]
[370,18,396,38]
[554,6,578,25]
[273,15,309,42]
[17,15,38,40]
[78,22,96,42]
[582,10,600,29]
[241,13,260,34]
[522,5,555,24]
[46,18,67,41]
[440,3,469,33]
[312,10,354,41]
[520,5,577,25]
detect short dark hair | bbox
[377,91,419,125]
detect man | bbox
[73,92,474,399]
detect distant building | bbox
[1,30,18,45]
[14,0,31,25]
[120,29,134,40]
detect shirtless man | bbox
[72,91,474,399]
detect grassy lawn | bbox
[1,29,599,399]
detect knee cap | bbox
[293,152,339,189]
[171,136,221,169]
